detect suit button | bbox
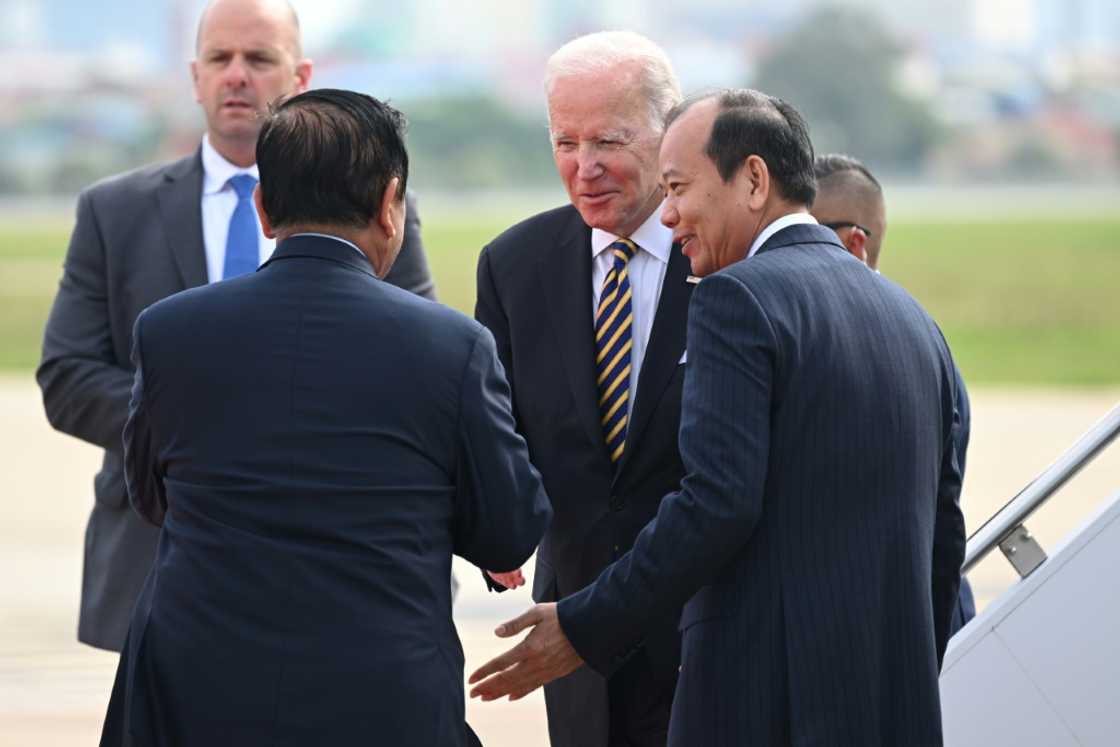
[609,496,624,511]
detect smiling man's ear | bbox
[742,155,770,212]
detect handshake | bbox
[486,568,526,590]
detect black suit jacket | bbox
[99,236,550,747]
[36,149,434,651]
[476,205,692,746]
[559,224,967,746]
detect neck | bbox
[209,133,257,168]
[275,223,364,246]
[615,188,662,238]
[275,223,389,275]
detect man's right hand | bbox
[486,569,526,590]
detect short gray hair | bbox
[545,31,681,131]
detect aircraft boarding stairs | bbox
[940,404,1120,746]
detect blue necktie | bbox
[595,239,636,465]
[222,174,259,280]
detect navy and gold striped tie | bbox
[595,239,636,465]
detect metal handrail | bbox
[962,402,1120,575]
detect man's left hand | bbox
[468,603,584,701]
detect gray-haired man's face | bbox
[547,64,664,238]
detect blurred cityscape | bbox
[1,0,1119,194]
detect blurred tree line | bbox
[403,97,555,190]
[752,6,940,174]
[10,6,1113,195]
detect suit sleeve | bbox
[932,360,967,664]
[382,190,436,300]
[122,312,166,527]
[473,244,524,592]
[36,189,134,451]
[474,244,514,400]
[452,326,551,574]
[558,272,775,675]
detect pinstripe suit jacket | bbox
[559,223,966,746]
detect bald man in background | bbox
[812,154,976,634]
[37,0,435,653]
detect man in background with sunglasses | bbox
[810,154,885,269]
[812,153,976,636]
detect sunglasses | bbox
[822,221,873,239]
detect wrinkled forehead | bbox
[547,69,655,137]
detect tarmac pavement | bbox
[1,377,1116,745]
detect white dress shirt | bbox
[746,211,818,259]
[200,135,275,283]
[590,203,673,413]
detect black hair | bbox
[814,153,882,193]
[256,88,408,230]
[667,88,817,206]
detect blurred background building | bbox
[0,0,1118,194]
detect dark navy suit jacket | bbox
[559,224,966,746]
[101,236,551,747]
[36,147,435,653]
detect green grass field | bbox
[2,211,1118,385]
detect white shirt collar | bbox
[201,134,260,195]
[289,232,367,259]
[590,201,673,264]
[747,212,818,259]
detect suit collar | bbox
[754,222,846,257]
[157,148,208,289]
[261,234,377,279]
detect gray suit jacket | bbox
[37,148,435,651]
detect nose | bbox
[575,145,603,181]
[222,55,249,88]
[660,200,678,228]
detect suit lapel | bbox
[614,243,692,482]
[537,213,610,463]
[156,150,208,289]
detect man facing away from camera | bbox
[475,31,691,747]
[37,0,435,655]
[811,152,975,634]
[471,89,966,746]
[98,89,550,747]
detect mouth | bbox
[580,191,619,206]
[675,234,695,252]
[222,99,255,112]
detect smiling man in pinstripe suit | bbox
[471,88,967,746]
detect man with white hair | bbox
[475,31,689,747]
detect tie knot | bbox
[228,174,257,200]
[610,239,637,264]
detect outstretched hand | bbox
[486,569,526,590]
[468,603,584,701]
